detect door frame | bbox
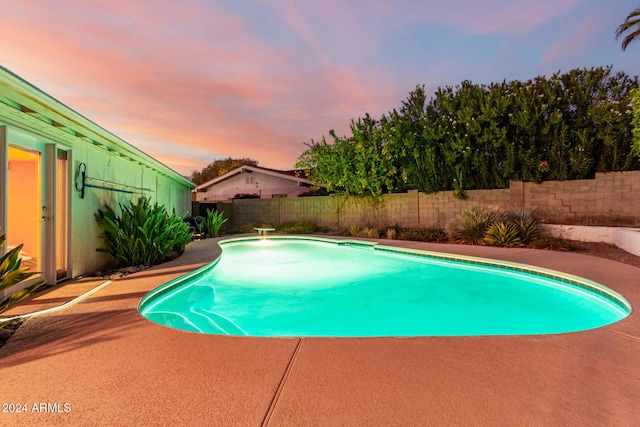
[1,125,70,298]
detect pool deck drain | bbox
[1,237,639,426]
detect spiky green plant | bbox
[385,228,397,240]
[348,225,361,237]
[95,198,192,267]
[362,227,379,238]
[205,209,228,237]
[504,207,541,243]
[0,233,45,317]
[451,207,499,244]
[484,222,522,247]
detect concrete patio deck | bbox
[1,237,639,426]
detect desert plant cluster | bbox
[95,198,192,267]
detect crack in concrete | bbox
[609,329,640,342]
[262,338,304,426]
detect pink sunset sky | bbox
[1,0,639,177]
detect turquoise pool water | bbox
[139,237,630,337]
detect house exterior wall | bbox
[69,140,192,276]
[0,67,194,286]
[196,171,308,201]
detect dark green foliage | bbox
[484,222,522,247]
[191,157,258,185]
[0,233,45,317]
[205,209,228,237]
[632,89,640,157]
[95,198,192,267]
[297,67,639,196]
[277,221,318,234]
[296,118,405,196]
[398,226,448,242]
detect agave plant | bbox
[504,207,541,243]
[0,233,45,316]
[450,207,499,244]
[362,227,380,238]
[95,198,192,267]
[484,222,522,247]
[205,209,228,237]
[385,228,397,240]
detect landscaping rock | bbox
[93,264,152,280]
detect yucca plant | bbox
[348,225,361,237]
[95,198,192,267]
[385,228,397,240]
[503,207,541,243]
[0,233,45,318]
[205,209,228,237]
[362,227,379,238]
[484,222,522,247]
[450,207,499,244]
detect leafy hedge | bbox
[297,66,639,197]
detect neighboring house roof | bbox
[194,165,311,192]
[0,65,194,188]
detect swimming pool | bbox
[139,237,631,337]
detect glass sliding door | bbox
[7,145,42,273]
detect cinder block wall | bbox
[222,171,640,229]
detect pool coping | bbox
[1,235,640,426]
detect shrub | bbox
[385,228,397,240]
[205,209,228,237]
[278,221,318,234]
[348,225,361,237]
[398,226,448,242]
[449,207,499,244]
[503,208,540,243]
[362,227,380,238]
[530,233,573,251]
[0,233,45,318]
[95,198,192,267]
[484,222,522,247]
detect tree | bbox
[190,157,258,185]
[616,8,640,51]
[296,66,638,197]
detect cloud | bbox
[0,0,619,178]
[371,0,586,36]
[540,20,599,69]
